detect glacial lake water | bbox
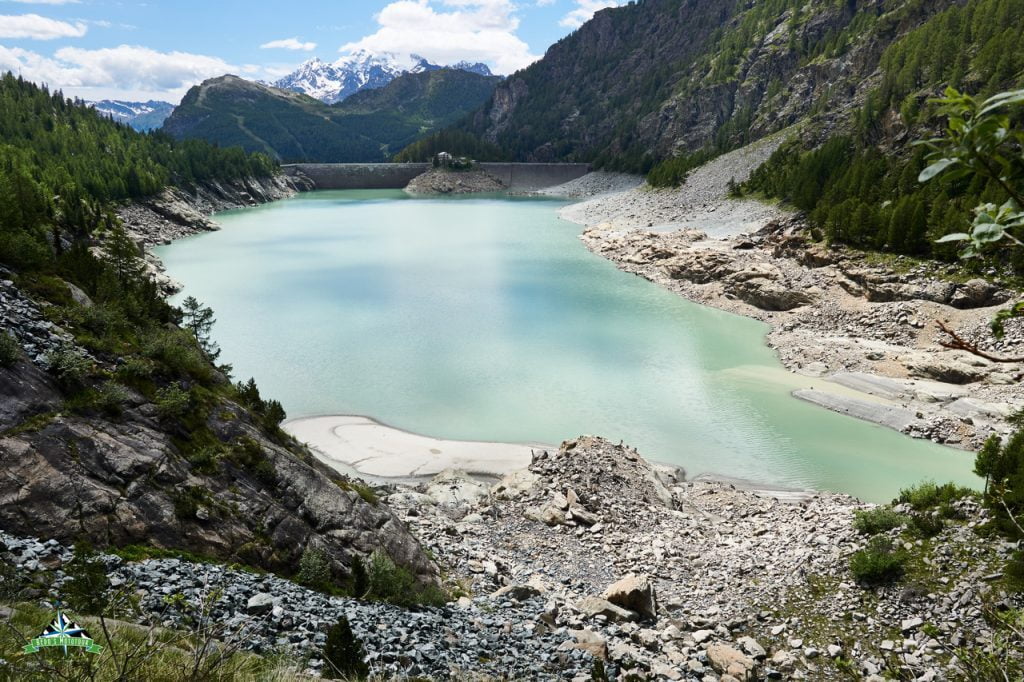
[155,190,978,502]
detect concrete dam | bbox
[282,162,591,191]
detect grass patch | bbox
[1,411,58,437]
[0,600,305,681]
[226,437,276,485]
[110,544,221,565]
[335,479,379,506]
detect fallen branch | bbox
[935,321,1024,363]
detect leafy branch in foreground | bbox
[917,87,1024,359]
[917,87,1024,256]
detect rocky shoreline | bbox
[117,173,314,293]
[552,149,1023,451]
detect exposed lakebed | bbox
[156,190,977,501]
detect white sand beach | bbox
[283,414,540,479]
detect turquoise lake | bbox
[155,190,978,502]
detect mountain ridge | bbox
[163,68,500,162]
[88,99,175,131]
[273,49,494,104]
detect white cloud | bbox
[0,44,243,102]
[260,37,317,51]
[0,13,86,39]
[4,1,81,5]
[559,0,621,29]
[341,0,538,75]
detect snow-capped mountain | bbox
[272,50,494,104]
[88,100,175,131]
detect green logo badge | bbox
[23,607,103,655]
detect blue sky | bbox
[0,0,621,103]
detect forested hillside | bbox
[450,0,1019,168]
[0,73,274,271]
[741,0,1024,271]
[430,0,1023,269]
[162,69,500,163]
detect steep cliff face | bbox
[0,359,434,583]
[463,0,962,167]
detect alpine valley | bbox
[1,0,1024,681]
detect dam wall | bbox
[476,163,591,190]
[282,162,591,191]
[282,163,429,190]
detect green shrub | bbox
[322,616,368,679]
[853,507,906,535]
[364,550,446,607]
[172,486,212,521]
[0,332,21,368]
[349,555,369,599]
[227,438,277,485]
[297,546,332,592]
[184,445,221,474]
[1006,551,1024,593]
[117,356,156,382]
[93,381,130,417]
[908,513,945,539]
[64,542,111,615]
[335,478,379,506]
[44,344,93,390]
[0,230,50,270]
[850,537,906,586]
[897,481,973,518]
[155,384,191,419]
[0,559,22,600]
[143,328,211,382]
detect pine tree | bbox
[103,222,145,288]
[322,616,369,679]
[180,296,221,362]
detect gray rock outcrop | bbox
[0,377,436,583]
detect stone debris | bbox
[405,168,507,195]
[382,437,1021,680]
[2,435,1020,679]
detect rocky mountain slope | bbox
[0,170,436,586]
[273,50,493,104]
[163,69,500,162]
[454,0,999,169]
[88,99,175,131]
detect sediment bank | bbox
[544,146,1023,452]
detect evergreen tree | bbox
[103,222,145,288]
[322,616,369,679]
[180,296,221,362]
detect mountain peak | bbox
[273,52,497,104]
[88,98,175,132]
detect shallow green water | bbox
[156,190,978,502]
